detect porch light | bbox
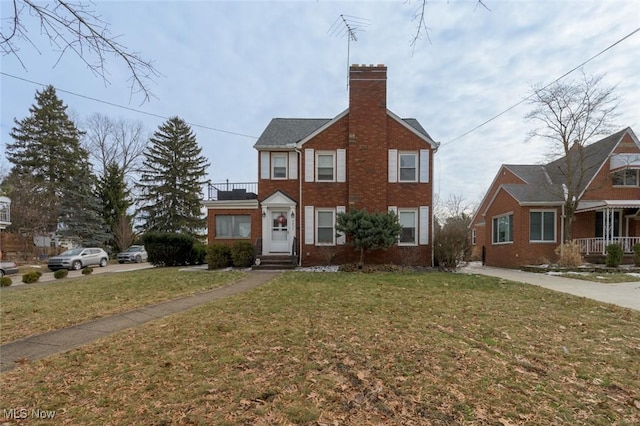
[262,211,266,218]
[291,211,295,219]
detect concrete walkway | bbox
[460,263,640,311]
[0,271,280,373]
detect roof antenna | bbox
[328,14,369,89]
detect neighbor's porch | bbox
[574,237,640,255]
[573,204,640,256]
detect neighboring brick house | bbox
[470,127,640,268]
[203,64,439,267]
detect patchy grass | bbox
[2,271,639,425]
[553,272,640,283]
[0,268,244,343]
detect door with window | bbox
[270,210,289,253]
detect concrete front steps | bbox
[253,255,298,270]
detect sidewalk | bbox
[0,271,280,373]
[460,263,640,311]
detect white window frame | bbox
[472,228,477,245]
[492,213,513,244]
[316,151,336,182]
[315,209,335,246]
[529,210,556,243]
[398,208,418,246]
[215,215,252,239]
[398,152,418,183]
[271,153,288,180]
[612,168,639,187]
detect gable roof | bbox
[254,110,436,150]
[472,127,637,221]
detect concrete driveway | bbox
[460,262,640,311]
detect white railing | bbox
[574,237,640,255]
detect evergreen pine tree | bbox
[7,85,88,233]
[137,117,209,237]
[96,162,132,240]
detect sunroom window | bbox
[492,214,513,244]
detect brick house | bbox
[203,64,439,267]
[469,127,640,268]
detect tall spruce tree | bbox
[7,85,90,234]
[137,117,209,237]
[96,162,132,248]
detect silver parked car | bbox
[47,248,109,271]
[117,245,148,264]
[0,261,19,276]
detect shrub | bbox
[22,271,41,284]
[634,243,640,267]
[82,267,93,275]
[231,241,254,268]
[53,269,68,279]
[206,243,232,269]
[190,241,207,265]
[605,244,623,268]
[142,232,198,266]
[0,276,12,287]
[554,241,584,267]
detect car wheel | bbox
[0,270,4,277]
[118,261,125,264]
[99,258,108,267]
[135,255,141,263]
[72,261,82,270]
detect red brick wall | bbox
[207,208,261,247]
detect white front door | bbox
[270,210,289,253]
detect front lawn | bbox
[2,271,639,424]
[0,268,245,343]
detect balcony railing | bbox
[574,237,640,255]
[207,181,258,201]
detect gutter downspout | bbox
[295,147,302,266]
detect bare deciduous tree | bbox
[526,71,619,241]
[1,0,159,102]
[83,113,147,180]
[112,212,135,253]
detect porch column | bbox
[603,207,614,254]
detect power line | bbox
[440,26,640,147]
[0,72,258,139]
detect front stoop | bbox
[253,255,298,270]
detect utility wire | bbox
[0,72,258,139]
[440,26,640,147]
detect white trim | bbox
[315,208,336,246]
[316,151,336,182]
[398,208,418,246]
[203,199,259,209]
[386,109,439,148]
[295,110,349,147]
[305,149,314,182]
[271,152,288,180]
[492,212,514,245]
[260,151,270,180]
[529,209,557,243]
[398,152,418,183]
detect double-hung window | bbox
[529,211,555,242]
[398,209,417,245]
[399,153,418,182]
[316,209,335,245]
[316,152,335,181]
[492,214,513,244]
[271,153,287,179]
[216,215,251,239]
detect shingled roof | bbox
[253,115,433,149]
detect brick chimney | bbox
[347,64,388,210]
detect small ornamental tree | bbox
[335,208,402,267]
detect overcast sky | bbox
[1,0,639,211]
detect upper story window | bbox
[316,152,335,182]
[399,153,418,182]
[529,210,555,242]
[471,228,476,245]
[271,153,287,179]
[492,213,513,244]
[612,169,639,186]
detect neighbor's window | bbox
[612,169,639,186]
[530,211,555,242]
[399,152,418,182]
[316,209,335,245]
[398,209,417,245]
[492,214,513,244]
[271,153,287,179]
[472,228,477,245]
[216,215,251,238]
[316,152,335,181]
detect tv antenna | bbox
[328,14,370,89]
